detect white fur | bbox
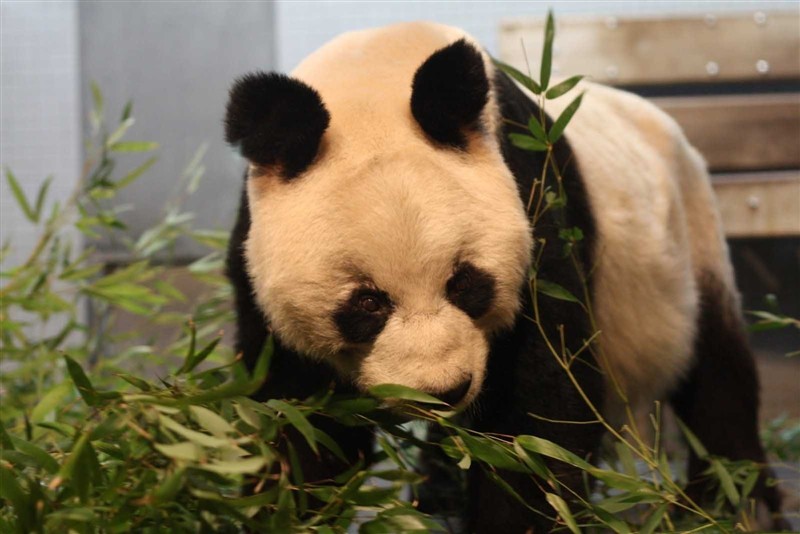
[244,22,731,412]
[542,82,733,414]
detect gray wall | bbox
[79,1,275,259]
[1,1,81,270]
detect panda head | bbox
[225,33,532,406]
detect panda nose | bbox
[438,377,473,406]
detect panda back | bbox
[543,81,733,410]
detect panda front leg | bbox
[467,318,606,533]
[669,273,788,530]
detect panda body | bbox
[225,21,783,532]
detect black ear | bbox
[225,72,330,179]
[410,39,489,149]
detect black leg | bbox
[670,273,786,529]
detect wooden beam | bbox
[654,93,800,172]
[712,171,800,237]
[499,11,800,85]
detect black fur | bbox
[225,72,329,178]
[411,39,489,149]
[446,262,496,319]
[437,378,473,406]
[670,273,788,529]
[460,69,604,533]
[333,287,394,344]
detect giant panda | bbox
[223,21,785,532]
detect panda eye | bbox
[359,294,382,313]
[334,287,393,344]
[450,271,472,294]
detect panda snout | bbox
[437,377,473,406]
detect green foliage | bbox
[2,15,797,533]
[747,295,800,358]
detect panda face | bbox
[245,150,531,404]
[229,26,532,405]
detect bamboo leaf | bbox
[155,441,203,462]
[546,493,580,534]
[548,92,584,143]
[360,509,445,533]
[540,11,555,90]
[590,503,633,533]
[513,439,551,479]
[639,503,668,534]
[64,355,98,407]
[190,405,236,437]
[545,75,584,99]
[36,421,75,438]
[179,336,220,375]
[266,399,318,454]
[0,465,30,527]
[116,156,157,189]
[179,321,198,375]
[60,263,103,282]
[516,435,594,470]
[509,133,548,152]
[527,117,547,142]
[6,169,37,222]
[31,382,72,423]
[234,401,262,431]
[55,431,91,486]
[711,459,740,506]
[457,454,471,470]
[314,428,347,463]
[535,279,580,303]
[120,99,133,121]
[109,141,159,153]
[676,418,708,459]
[492,58,541,94]
[151,467,186,504]
[90,81,103,117]
[0,422,14,450]
[448,434,525,472]
[8,436,60,474]
[33,176,52,222]
[199,456,267,475]
[116,373,153,391]
[614,441,638,477]
[369,384,446,405]
[105,117,135,148]
[158,415,229,448]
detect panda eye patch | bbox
[334,288,394,344]
[446,262,496,319]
